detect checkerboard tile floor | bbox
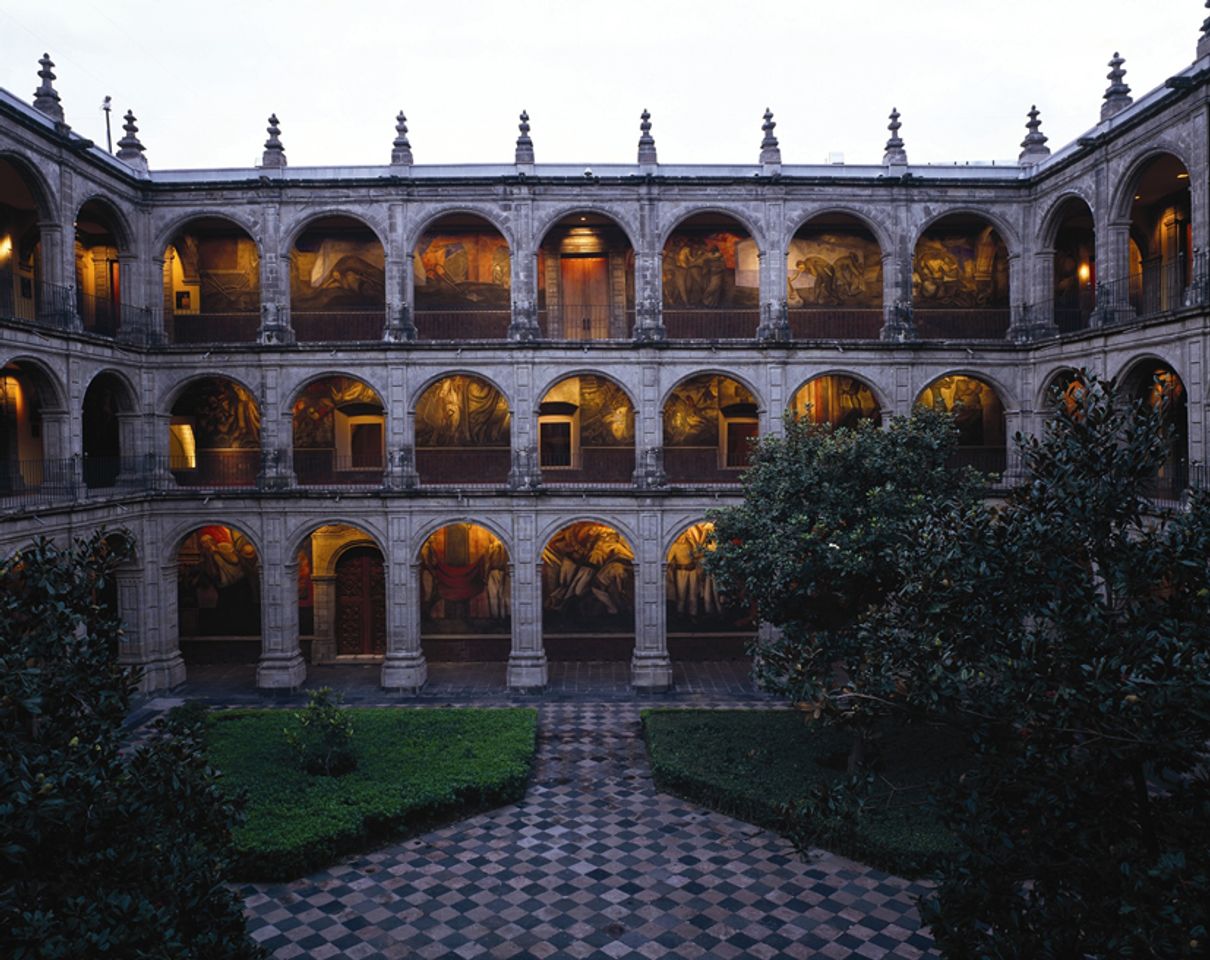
[240,702,938,959]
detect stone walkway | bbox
[240,702,938,959]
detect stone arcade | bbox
[1,27,1207,694]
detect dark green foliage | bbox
[0,533,264,960]
[209,707,537,880]
[642,709,962,877]
[283,687,356,776]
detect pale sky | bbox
[0,1,1201,170]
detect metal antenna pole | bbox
[102,96,112,152]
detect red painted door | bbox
[335,546,386,655]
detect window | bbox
[539,419,574,468]
[724,419,758,468]
[334,409,384,470]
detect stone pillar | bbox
[509,197,539,340]
[256,517,306,689]
[756,249,789,340]
[880,250,913,340]
[382,513,428,689]
[309,575,337,663]
[143,560,187,692]
[632,511,672,690]
[633,361,666,488]
[634,192,665,340]
[764,360,787,438]
[258,369,293,489]
[385,200,415,340]
[258,202,293,344]
[1092,219,1135,325]
[1005,252,1030,340]
[115,412,142,488]
[507,512,547,689]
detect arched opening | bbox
[0,157,59,328]
[168,377,260,487]
[913,215,1010,339]
[667,522,754,660]
[1050,199,1096,333]
[163,217,261,343]
[1122,361,1189,500]
[1041,368,1083,416]
[542,521,634,660]
[413,213,511,339]
[177,524,261,670]
[0,360,58,499]
[917,374,1007,475]
[663,373,759,483]
[537,374,635,484]
[789,374,883,428]
[415,375,510,484]
[663,212,759,339]
[1127,154,1192,316]
[75,200,125,336]
[299,524,388,662]
[290,215,385,342]
[292,376,385,486]
[420,523,511,663]
[82,373,134,489]
[787,213,884,339]
[538,212,634,339]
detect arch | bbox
[917,367,1016,411]
[412,515,515,559]
[161,370,260,412]
[1113,352,1185,388]
[665,519,754,657]
[288,213,387,342]
[535,368,638,411]
[1118,151,1193,316]
[414,373,512,485]
[786,206,893,259]
[1039,189,1098,250]
[916,372,1009,476]
[1112,145,1194,221]
[161,516,264,567]
[787,369,891,415]
[83,367,138,412]
[74,194,135,252]
[533,205,640,252]
[173,522,263,669]
[408,205,516,254]
[537,372,637,483]
[663,372,762,481]
[661,209,763,339]
[535,514,640,559]
[419,521,512,662]
[785,210,886,339]
[913,207,1020,256]
[82,371,137,489]
[1,355,66,409]
[152,210,263,262]
[160,214,263,344]
[1046,196,1097,333]
[912,212,1013,340]
[291,374,386,486]
[281,208,388,254]
[0,151,57,220]
[412,210,514,339]
[1118,358,1189,499]
[167,376,262,487]
[537,209,636,340]
[658,206,766,253]
[659,368,765,413]
[285,370,386,411]
[409,368,512,412]
[788,372,885,428]
[1036,365,1082,410]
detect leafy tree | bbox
[706,408,979,769]
[859,373,1210,958]
[0,533,265,960]
[284,686,356,776]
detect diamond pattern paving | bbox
[239,702,938,958]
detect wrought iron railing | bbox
[913,308,1011,340]
[292,310,385,343]
[415,447,511,484]
[662,308,760,340]
[167,311,260,344]
[786,308,883,340]
[663,446,745,485]
[540,447,636,485]
[0,280,75,331]
[539,304,634,340]
[414,308,511,340]
[293,450,385,487]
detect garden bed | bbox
[205,706,537,881]
[642,709,964,877]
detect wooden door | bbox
[559,257,609,338]
[335,546,386,655]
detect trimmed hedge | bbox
[206,707,537,881]
[642,709,963,877]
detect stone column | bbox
[382,513,428,689]
[634,191,665,340]
[258,368,293,489]
[256,516,306,689]
[385,200,415,340]
[880,250,913,339]
[633,361,666,488]
[632,511,672,690]
[258,202,293,344]
[309,575,337,663]
[509,196,539,340]
[1093,219,1135,325]
[115,412,142,488]
[507,511,547,689]
[143,560,187,692]
[756,249,789,340]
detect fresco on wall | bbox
[790,375,882,428]
[173,379,260,448]
[664,376,756,446]
[414,231,511,308]
[415,375,510,447]
[786,230,883,307]
[420,524,511,635]
[167,234,261,313]
[297,543,314,636]
[542,522,635,634]
[177,525,260,636]
[919,375,1004,447]
[662,230,759,307]
[578,376,634,446]
[913,226,1009,307]
[291,235,385,311]
[292,377,382,449]
[666,523,753,634]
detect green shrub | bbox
[283,687,356,776]
[208,707,537,880]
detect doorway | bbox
[560,256,609,339]
[335,546,386,655]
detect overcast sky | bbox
[0,1,1201,170]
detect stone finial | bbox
[33,53,64,122]
[637,108,657,165]
[759,108,781,164]
[261,113,286,167]
[391,110,413,165]
[1101,52,1133,121]
[515,110,534,164]
[1019,105,1050,162]
[115,109,148,171]
[883,107,907,165]
[1199,0,1210,60]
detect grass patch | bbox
[207,707,537,881]
[642,709,964,878]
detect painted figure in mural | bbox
[577,377,635,446]
[665,378,719,446]
[923,376,986,446]
[701,245,726,306]
[544,523,634,621]
[415,375,510,447]
[789,256,838,305]
[179,380,260,448]
[484,537,510,619]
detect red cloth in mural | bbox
[430,558,485,602]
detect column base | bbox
[131,651,187,693]
[310,636,337,665]
[381,651,428,692]
[507,652,548,691]
[630,652,673,692]
[256,651,307,690]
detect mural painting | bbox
[664,376,756,447]
[543,376,635,447]
[291,232,385,311]
[173,379,260,448]
[297,543,314,636]
[292,377,382,450]
[666,523,753,634]
[542,523,635,634]
[415,375,510,447]
[786,230,883,308]
[913,225,1009,307]
[420,524,511,636]
[177,525,260,636]
[165,233,260,313]
[919,375,1005,447]
[790,375,882,428]
[414,230,511,308]
[662,230,759,307]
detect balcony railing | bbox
[663,447,745,485]
[415,447,510,484]
[539,304,634,340]
[540,447,635,485]
[0,280,75,331]
[170,450,260,488]
[168,311,260,344]
[662,308,760,340]
[914,308,1011,340]
[293,450,385,487]
[414,308,511,341]
[787,308,883,340]
[292,310,385,343]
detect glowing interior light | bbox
[1078,263,1092,283]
